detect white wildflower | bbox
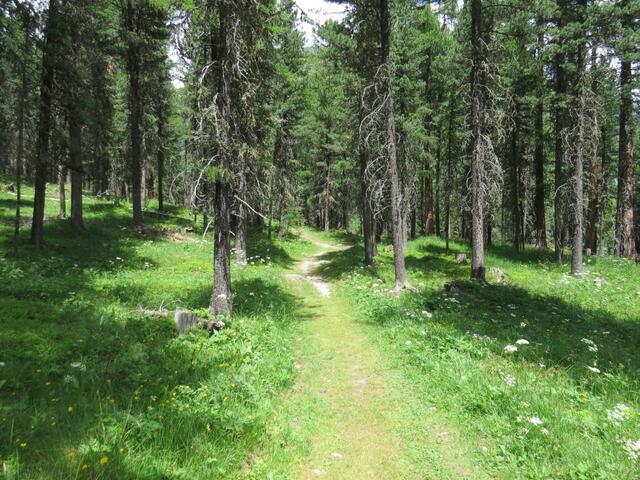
[520,322,527,328]
[622,439,640,461]
[515,339,529,345]
[70,362,86,371]
[422,310,433,318]
[586,366,601,374]
[529,417,543,426]
[503,374,516,387]
[504,344,518,353]
[0,361,5,367]
[540,428,549,435]
[606,404,631,424]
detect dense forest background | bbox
[1,0,639,305]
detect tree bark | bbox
[380,0,406,289]
[597,123,609,256]
[58,165,66,218]
[470,0,486,280]
[359,123,377,265]
[126,0,143,227]
[14,50,28,255]
[553,51,566,264]
[533,92,547,249]
[31,0,59,249]
[69,114,84,229]
[435,122,442,237]
[157,113,165,212]
[209,4,232,316]
[533,23,547,249]
[616,58,636,258]
[422,55,435,235]
[235,167,248,269]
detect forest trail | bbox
[261,231,487,480]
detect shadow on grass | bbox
[0,212,307,479]
[318,235,640,386]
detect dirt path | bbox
[254,231,487,479]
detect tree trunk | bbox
[616,58,636,258]
[553,51,566,264]
[470,0,486,280]
[585,100,599,253]
[14,53,28,255]
[31,0,59,249]
[435,123,442,237]
[209,4,232,316]
[422,56,435,235]
[157,114,165,212]
[235,167,248,269]
[126,0,143,227]
[571,92,586,275]
[533,94,547,249]
[511,124,521,250]
[360,127,377,265]
[380,0,406,289]
[597,124,609,256]
[533,24,547,250]
[58,165,66,218]
[445,92,455,254]
[69,114,84,229]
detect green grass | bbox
[0,179,316,479]
[314,234,640,479]
[3,177,640,479]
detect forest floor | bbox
[1,179,640,479]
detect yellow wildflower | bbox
[20,442,27,448]
[81,464,89,471]
[67,406,74,413]
[119,447,125,454]
[99,455,109,465]
[67,450,77,460]
[206,423,212,432]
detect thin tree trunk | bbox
[31,0,59,249]
[445,92,455,254]
[69,114,84,229]
[585,74,599,253]
[209,4,232,316]
[533,23,547,249]
[435,123,442,237]
[157,114,165,212]
[553,52,566,264]
[360,128,377,265]
[470,0,486,280]
[533,93,547,249]
[235,167,248,269]
[597,124,609,256]
[58,165,66,218]
[616,58,636,258]
[126,0,143,226]
[380,0,406,289]
[422,56,435,235]
[511,125,521,250]
[572,92,586,275]
[14,54,28,255]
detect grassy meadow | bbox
[1,178,640,479]
[315,231,640,479]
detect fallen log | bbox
[137,308,225,334]
[174,309,225,334]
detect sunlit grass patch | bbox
[0,183,310,479]
[330,235,640,479]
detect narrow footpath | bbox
[252,231,488,480]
